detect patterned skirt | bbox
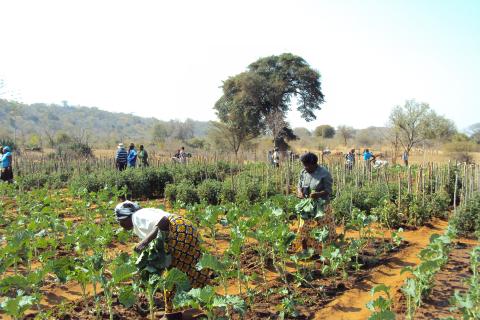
[296,207,336,255]
[164,215,210,313]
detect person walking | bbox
[127,143,138,168]
[1,146,13,182]
[138,145,149,167]
[296,152,336,254]
[115,201,211,320]
[402,150,409,167]
[115,143,128,171]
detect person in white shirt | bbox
[115,201,211,320]
[272,147,280,168]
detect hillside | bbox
[0,99,211,148]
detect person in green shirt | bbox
[296,152,336,254]
[138,145,149,167]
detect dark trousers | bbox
[116,162,127,171]
[0,167,13,182]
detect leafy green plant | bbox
[449,246,480,319]
[366,284,395,320]
[99,253,137,320]
[174,285,245,320]
[295,198,325,220]
[0,290,38,320]
[197,179,222,205]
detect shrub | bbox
[220,180,236,204]
[236,181,260,203]
[197,179,222,205]
[452,194,480,237]
[164,183,177,203]
[175,180,199,205]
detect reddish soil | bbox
[314,219,450,320]
[394,241,476,320]
[15,238,406,320]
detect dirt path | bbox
[314,219,450,320]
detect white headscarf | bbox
[115,201,141,221]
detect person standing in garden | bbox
[0,146,13,182]
[138,145,149,167]
[296,152,336,254]
[272,147,280,168]
[345,148,355,171]
[363,148,373,171]
[127,143,138,168]
[115,143,128,171]
[115,201,211,320]
[402,150,409,167]
[179,146,187,164]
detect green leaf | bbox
[118,286,136,308]
[163,268,191,292]
[371,284,391,297]
[196,253,225,272]
[368,310,396,320]
[0,293,36,318]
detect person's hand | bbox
[296,190,304,199]
[134,243,147,253]
[310,192,321,200]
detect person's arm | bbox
[310,170,333,200]
[127,150,134,162]
[134,216,170,253]
[297,171,304,198]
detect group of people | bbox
[115,143,149,171]
[114,151,335,319]
[0,145,13,182]
[345,148,404,171]
[172,147,189,164]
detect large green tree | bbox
[314,124,335,138]
[214,53,324,149]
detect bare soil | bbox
[394,240,475,320]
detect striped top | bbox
[115,148,128,163]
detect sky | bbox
[0,0,479,131]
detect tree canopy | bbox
[314,125,335,138]
[214,53,324,150]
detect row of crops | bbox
[367,196,480,320]
[1,160,479,319]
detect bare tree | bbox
[337,125,355,146]
[389,100,456,154]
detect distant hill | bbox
[0,99,211,148]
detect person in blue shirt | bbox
[127,143,137,168]
[363,149,373,171]
[1,146,13,182]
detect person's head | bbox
[365,149,369,152]
[118,143,124,149]
[300,152,318,173]
[115,201,141,230]
[140,145,144,150]
[350,149,355,153]
[129,143,135,150]
[181,146,185,150]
